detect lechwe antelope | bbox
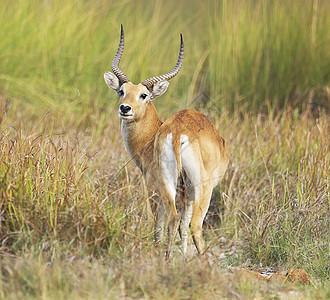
[104,25,229,257]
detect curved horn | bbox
[112,24,130,85]
[142,34,184,90]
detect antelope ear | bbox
[150,80,169,100]
[104,71,120,91]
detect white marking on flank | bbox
[161,133,178,201]
[180,135,202,202]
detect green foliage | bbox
[0,0,328,115]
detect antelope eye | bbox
[118,90,124,97]
[140,93,148,100]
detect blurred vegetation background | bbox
[0,0,328,117]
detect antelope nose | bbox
[120,104,132,114]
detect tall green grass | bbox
[0,0,328,116]
[207,0,329,112]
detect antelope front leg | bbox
[155,201,165,244]
[165,213,181,260]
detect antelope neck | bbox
[120,103,162,171]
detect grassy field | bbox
[0,0,329,299]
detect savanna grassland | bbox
[0,0,329,299]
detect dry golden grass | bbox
[1,94,329,298]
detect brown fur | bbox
[105,78,229,256]
[156,109,229,182]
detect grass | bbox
[1,97,328,298]
[0,0,328,114]
[0,0,329,298]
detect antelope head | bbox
[104,25,184,122]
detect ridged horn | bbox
[112,24,130,85]
[142,34,184,90]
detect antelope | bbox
[104,25,229,257]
